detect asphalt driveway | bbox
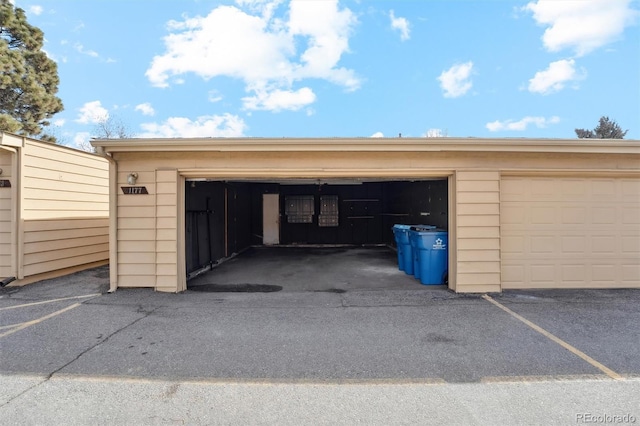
[1,260,639,383]
[2,256,640,425]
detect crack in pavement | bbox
[0,305,161,409]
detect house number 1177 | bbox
[121,186,148,195]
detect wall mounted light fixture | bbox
[127,172,138,185]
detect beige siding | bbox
[15,139,109,281]
[455,171,501,293]
[114,167,180,291]
[22,140,108,219]
[22,218,109,276]
[117,179,156,288]
[0,150,14,277]
[156,170,179,292]
[501,176,640,289]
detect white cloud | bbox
[486,116,560,132]
[74,43,99,58]
[72,132,92,150]
[242,86,316,111]
[288,1,359,89]
[236,0,284,20]
[146,1,359,112]
[437,62,473,98]
[524,0,639,56]
[135,103,155,116]
[53,119,65,127]
[370,132,384,138]
[139,114,247,138]
[208,90,223,103]
[389,10,410,41]
[29,5,43,15]
[528,59,585,95]
[76,101,108,124]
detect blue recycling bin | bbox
[393,224,436,275]
[409,227,448,285]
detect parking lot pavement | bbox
[488,289,640,378]
[1,265,639,385]
[2,265,640,424]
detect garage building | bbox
[1,132,110,286]
[90,137,640,293]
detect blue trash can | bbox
[409,227,448,285]
[393,224,435,275]
[392,224,413,274]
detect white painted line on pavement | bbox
[0,293,101,311]
[0,303,82,339]
[482,295,623,381]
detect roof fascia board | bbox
[90,137,640,155]
[0,132,25,148]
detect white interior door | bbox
[263,194,280,245]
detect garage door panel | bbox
[623,207,640,224]
[500,205,526,224]
[622,265,640,282]
[561,206,587,224]
[502,264,524,283]
[561,265,586,282]
[530,264,556,284]
[531,235,556,253]
[560,236,588,254]
[531,206,556,224]
[561,180,588,199]
[591,264,617,283]
[592,179,618,198]
[530,178,557,195]
[501,176,640,289]
[622,235,640,253]
[622,179,640,195]
[501,235,525,254]
[591,207,616,224]
[591,236,616,254]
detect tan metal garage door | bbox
[500,176,640,289]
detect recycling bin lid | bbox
[393,224,412,230]
[409,225,437,231]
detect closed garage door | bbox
[501,176,640,289]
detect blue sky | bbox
[12,0,640,148]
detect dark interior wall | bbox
[225,182,253,256]
[185,181,259,274]
[185,181,225,274]
[278,180,448,245]
[185,179,448,275]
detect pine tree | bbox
[0,0,63,141]
[575,116,628,139]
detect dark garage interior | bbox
[185,179,448,280]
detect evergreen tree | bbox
[0,0,63,141]
[575,116,628,139]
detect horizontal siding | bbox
[22,140,109,220]
[455,171,501,292]
[21,218,109,277]
[0,151,13,277]
[23,251,108,276]
[116,167,158,289]
[156,170,178,291]
[24,234,107,252]
[117,275,156,288]
[23,226,108,243]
